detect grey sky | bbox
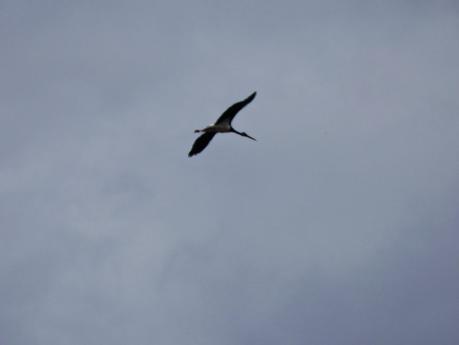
[1,1,459,344]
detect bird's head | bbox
[241,132,256,141]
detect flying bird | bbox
[188,92,257,157]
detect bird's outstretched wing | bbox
[188,132,217,157]
[215,92,256,126]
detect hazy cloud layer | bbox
[1,1,459,344]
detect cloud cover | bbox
[1,1,459,344]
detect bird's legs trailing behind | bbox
[194,125,213,133]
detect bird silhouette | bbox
[188,92,257,157]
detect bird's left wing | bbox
[215,92,256,126]
[188,132,216,157]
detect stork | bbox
[188,92,257,157]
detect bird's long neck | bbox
[231,128,242,136]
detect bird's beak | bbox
[245,134,256,141]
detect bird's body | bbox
[197,122,232,133]
[188,92,257,157]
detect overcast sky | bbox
[1,1,459,344]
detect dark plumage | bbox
[188,92,257,157]
[214,92,257,126]
[188,132,216,157]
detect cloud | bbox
[1,1,458,344]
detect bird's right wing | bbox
[215,92,256,125]
[188,132,216,157]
